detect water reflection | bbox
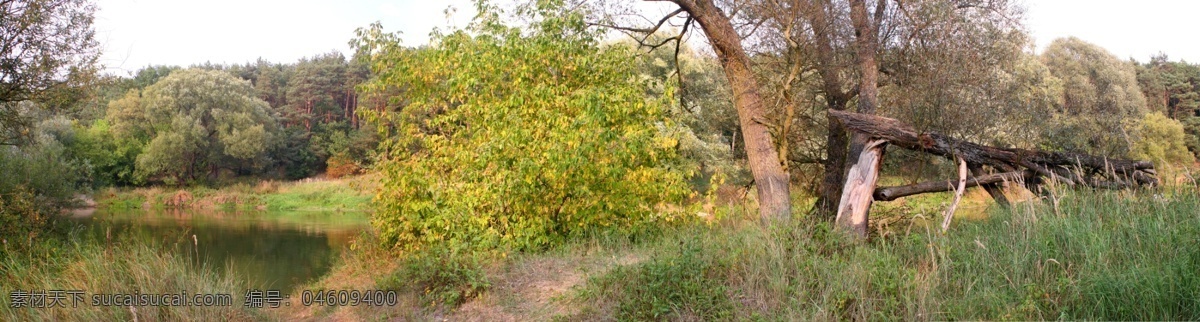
[68,209,370,293]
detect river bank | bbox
[94,175,377,213]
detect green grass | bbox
[573,187,1200,320]
[0,230,264,321]
[94,175,376,212]
[260,178,373,212]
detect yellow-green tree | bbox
[1129,112,1194,166]
[357,1,689,252]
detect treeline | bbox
[45,52,379,188]
[2,51,381,247]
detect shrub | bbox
[1129,111,1194,165]
[377,247,491,309]
[325,154,360,179]
[359,2,690,252]
[0,186,46,252]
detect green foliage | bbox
[1041,37,1149,155]
[622,35,748,189]
[377,247,491,309]
[1129,112,1194,165]
[1137,54,1200,118]
[268,126,322,180]
[0,140,86,209]
[105,69,278,184]
[0,0,100,145]
[67,119,142,186]
[0,186,46,251]
[584,238,735,321]
[358,1,690,252]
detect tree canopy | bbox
[1,0,100,145]
[1041,37,1148,155]
[358,1,690,251]
[106,69,277,184]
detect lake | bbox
[65,208,370,294]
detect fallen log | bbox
[828,110,1158,190]
[874,170,1036,201]
[828,109,1157,238]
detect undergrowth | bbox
[574,187,1200,320]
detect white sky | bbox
[1023,0,1200,63]
[93,0,474,75]
[93,0,1200,76]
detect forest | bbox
[3,0,1200,320]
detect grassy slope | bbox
[574,187,1200,321]
[296,184,1200,321]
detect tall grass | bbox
[576,187,1200,320]
[0,231,263,321]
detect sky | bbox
[93,0,475,75]
[1023,0,1200,63]
[93,0,1200,76]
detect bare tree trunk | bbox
[940,156,968,232]
[670,0,792,222]
[810,0,852,220]
[845,0,883,170]
[835,139,887,237]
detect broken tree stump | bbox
[827,109,1158,238]
[835,139,888,238]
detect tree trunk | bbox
[835,139,887,238]
[810,0,852,219]
[845,0,883,174]
[671,0,792,222]
[816,111,849,218]
[940,156,968,232]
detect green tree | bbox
[107,69,277,184]
[1137,54,1200,119]
[1129,112,1194,165]
[1041,37,1148,155]
[1135,54,1200,159]
[357,1,689,252]
[1,0,100,146]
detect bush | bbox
[0,186,46,252]
[325,154,360,179]
[360,3,690,252]
[1129,111,1194,165]
[377,247,491,309]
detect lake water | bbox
[66,209,370,293]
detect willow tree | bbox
[106,69,277,184]
[356,1,689,251]
[1041,37,1148,156]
